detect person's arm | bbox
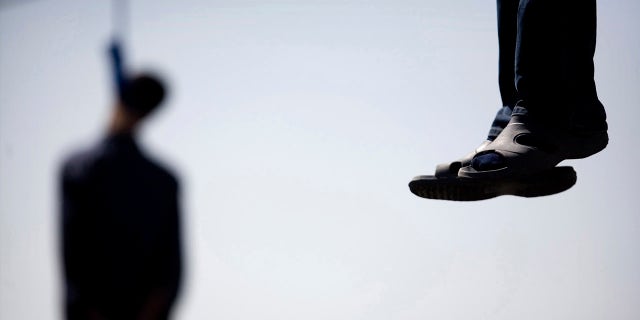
[60,161,84,301]
[60,160,92,319]
[61,159,109,320]
[138,179,183,320]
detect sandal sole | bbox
[409,166,577,201]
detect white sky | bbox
[1,0,639,319]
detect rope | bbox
[109,0,129,97]
[112,0,129,44]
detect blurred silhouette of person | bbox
[59,73,182,319]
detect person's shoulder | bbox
[60,141,109,181]
[143,155,180,189]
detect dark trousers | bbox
[491,0,605,135]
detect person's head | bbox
[111,73,167,133]
[121,73,166,118]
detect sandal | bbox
[458,113,608,179]
[434,140,492,178]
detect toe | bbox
[471,152,505,171]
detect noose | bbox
[109,0,129,98]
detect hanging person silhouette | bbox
[59,42,183,319]
[410,0,608,201]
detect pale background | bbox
[1,0,639,319]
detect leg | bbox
[514,0,606,127]
[409,0,591,200]
[462,0,608,177]
[488,0,519,140]
[433,0,520,178]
